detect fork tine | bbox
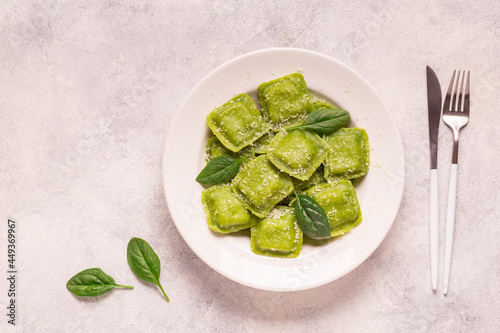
[451,71,460,112]
[464,71,470,115]
[443,70,456,112]
[457,71,465,111]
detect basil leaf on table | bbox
[66,268,133,297]
[293,190,331,240]
[127,237,169,301]
[286,108,350,135]
[196,156,245,185]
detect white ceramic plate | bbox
[162,48,405,291]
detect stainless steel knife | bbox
[426,66,442,291]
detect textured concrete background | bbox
[1,0,499,332]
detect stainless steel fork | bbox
[442,70,470,295]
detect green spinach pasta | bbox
[197,73,370,258]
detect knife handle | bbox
[443,163,458,295]
[430,169,439,291]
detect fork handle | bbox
[430,169,439,291]
[443,163,458,295]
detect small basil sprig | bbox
[66,268,133,297]
[196,156,245,185]
[293,190,330,239]
[127,237,169,301]
[286,108,350,135]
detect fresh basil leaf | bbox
[286,108,350,135]
[66,268,133,297]
[127,237,169,301]
[293,190,330,239]
[196,156,245,185]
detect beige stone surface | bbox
[1,0,499,332]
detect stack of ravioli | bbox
[200,73,369,258]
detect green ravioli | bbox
[324,128,370,181]
[258,73,315,130]
[201,184,258,233]
[232,155,294,218]
[251,206,303,258]
[267,129,329,181]
[207,93,270,152]
[304,180,362,237]
[198,73,371,258]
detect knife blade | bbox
[426,65,442,291]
